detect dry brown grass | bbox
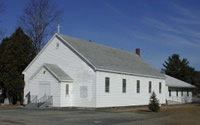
[0,104,22,110]
[105,104,200,125]
[161,104,200,112]
[132,104,200,125]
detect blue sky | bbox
[1,0,200,71]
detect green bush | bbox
[148,91,160,112]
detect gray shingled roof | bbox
[58,34,164,78]
[44,63,73,82]
[165,75,195,88]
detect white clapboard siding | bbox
[95,71,166,108]
[24,36,96,107]
[28,67,61,107]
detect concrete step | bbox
[167,100,183,105]
[25,103,38,109]
[39,102,52,108]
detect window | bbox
[169,90,171,97]
[187,90,189,96]
[136,80,140,93]
[122,79,126,93]
[149,81,152,93]
[105,77,110,93]
[159,82,162,93]
[66,84,69,95]
[176,90,178,97]
[181,90,183,96]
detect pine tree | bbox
[148,92,160,112]
[0,27,36,104]
[163,54,189,78]
[162,54,198,87]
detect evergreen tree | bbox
[162,54,196,84]
[148,92,160,112]
[193,71,200,88]
[0,28,36,104]
[0,37,10,103]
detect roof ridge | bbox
[59,34,141,58]
[58,34,156,68]
[58,33,164,79]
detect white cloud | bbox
[142,17,182,34]
[104,2,126,18]
[170,2,199,19]
[159,32,200,48]
[132,2,200,49]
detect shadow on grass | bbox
[138,109,151,112]
[191,102,200,106]
[135,109,153,114]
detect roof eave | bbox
[59,80,74,83]
[22,33,58,74]
[96,68,165,79]
[43,64,62,82]
[44,64,74,83]
[167,86,196,88]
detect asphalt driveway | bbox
[0,108,164,125]
[0,104,200,125]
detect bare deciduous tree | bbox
[20,0,62,53]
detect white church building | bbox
[23,33,195,108]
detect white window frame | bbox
[137,80,140,93]
[105,77,110,93]
[122,79,126,93]
[149,81,152,93]
[66,84,69,95]
[159,82,162,94]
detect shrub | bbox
[148,91,160,112]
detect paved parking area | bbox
[0,108,164,125]
[0,104,200,125]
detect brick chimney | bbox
[136,48,140,56]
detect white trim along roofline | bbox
[43,64,73,83]
[96,69,165,79]
[28,64,73,83]
[22,33,165,79]
[56,34,97,71]
[22,33,58,74]
[22,33,97,74]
